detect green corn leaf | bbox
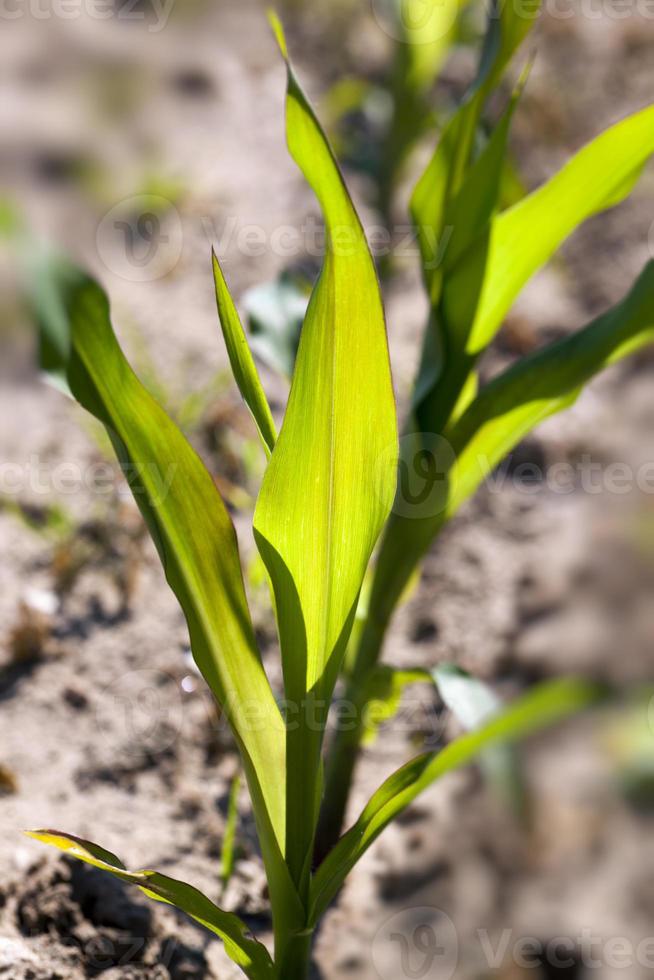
[448,103,654,356]
[475,0,538,96]
[253,15,398,889]
[25,831,274,980]
[446,259,654,515]
[432,664,526,815]
[409,4,534,436]
[398,0,466,94]
[410,0,538,299]
[443,78,524,273]
[358,111,654,699]
[310,677,603,922]
[411,90,519,432]
[360,260,654,660]
[32,257,298,933]
[410,111,468,302]
[376,0,468,219]
[212,251,277,454]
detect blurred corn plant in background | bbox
[23,2,654,978]
[325,0,468,223]
[316,0,654,856]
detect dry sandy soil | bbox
[1,0,654,977]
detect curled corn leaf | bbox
[25,831,274,979]
[311,678,604,922]
[362,260,654,647]
[33,255,297,930]
[452,104,654,355]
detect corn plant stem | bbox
[316,502,448,860]
[275,928,313,980]
[316,334,474,860]
[315,615,386,864]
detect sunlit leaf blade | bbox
[443,79,523,272]
[310,678,603,922]
[25,831,274,980]
[409,6,534,439]
[432,664,526,815]
[451,103,654,355]
[212,251,277,454]
[33,260,292,918]
[447,259,654,514]
[361,260,654,658]
[254,15,398,889]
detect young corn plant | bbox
[28,8,654,980]
[328,0,465,225]
[316,0,654,857]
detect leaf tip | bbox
[267,9,288,60]
[24,829,51,841]
[516,49,537,96]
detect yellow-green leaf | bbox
[446,260,654,514]
[26,831,274,980]
[354,261,654,732]
[450,104,654,354]
[33,258,297,934]
[253,15,398,889]
[212,250,277,455]
[410,0,537,301]
[311,678,603,922]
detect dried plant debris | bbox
[0,764,18,795]
[7,590,58,665]
[51,503,147,613]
